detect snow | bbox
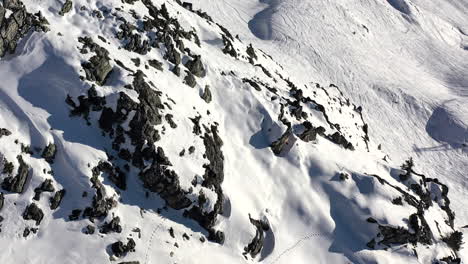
[0,0,466,263]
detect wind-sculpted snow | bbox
[0,0,465,263]
[248,0,280,40]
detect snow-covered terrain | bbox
[0,0,466,263]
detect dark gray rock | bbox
[184,71,197,88]
[185,55,205,77]
[23,203,44,225]
[111,238,136,257]
[84,225,95,235]
[243,216,270,258]
[0,128,11,138]
[2,155,29,193]
[50,189,66,210]
[270,129,293,155]
[33,179,55,201]
[148,59,163,71]
[298,122,325,142]
[83,52,113,86]
[69,209,82,220]
[100,216,122,234]
[139,162,191,210]
[201,85,212,103]
[41,143,57,163]
[59,0,73,16]
[208,230,225,244]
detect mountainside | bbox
[0,0,465,263]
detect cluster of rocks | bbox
[68,64,226,243]
[184,125,226,243]
[100,216,122,234]
[364,160,463,259]
[23,203,44,225]
[41,143,57,163]
[0,0,49,58]
[33,179,54,201]
[111,238,136,257]
[79,37,113,86]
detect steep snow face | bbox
[0,0,465,264]
[195,0,468,259]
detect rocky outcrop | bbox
[100,216,122,234]
[23,203,44,225]
[201,85,212,103]
[2,155,29,193]
[243,216,270,258]
[41,143,57,163]
[185,125,225,243]
[79,37,113,86]
[0,1,49,58]
[111,238,136,257]
[184,71,196,87]
[33,179,55,201]
[139,159,191,210]
[50,189,66,210]
[185,55,205,77]
[298,122,325,142]
[270,129,293,155]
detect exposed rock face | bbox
[270,129,293,155]
[185,125,225,243]
[0,0,49,58]
[50,189,66,210]
[23,203,44,225]
[148,59,163,71]
[100,216,122,234]
[33,179,55,201]
[79,37,113,86]
[139,160,191,210]
[328,132,354,150]
[243,216,270,258]
[111,238,136,257]
[184,71,197,88]
[298,122,325,142]
[185,55,205,77]
[201,85,212,103]
[83,164,117,220]
[41,143,57,163]
[246,44,257,63]
[2,155,29,193]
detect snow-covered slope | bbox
[0,0,465,263]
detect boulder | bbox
[41,143,57,163]
[201,85,212,103]
[23,203,44,225]
[184,55,205,77]
[59,0,73,16]
[50,189,66,210]
[184,71,196,88]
